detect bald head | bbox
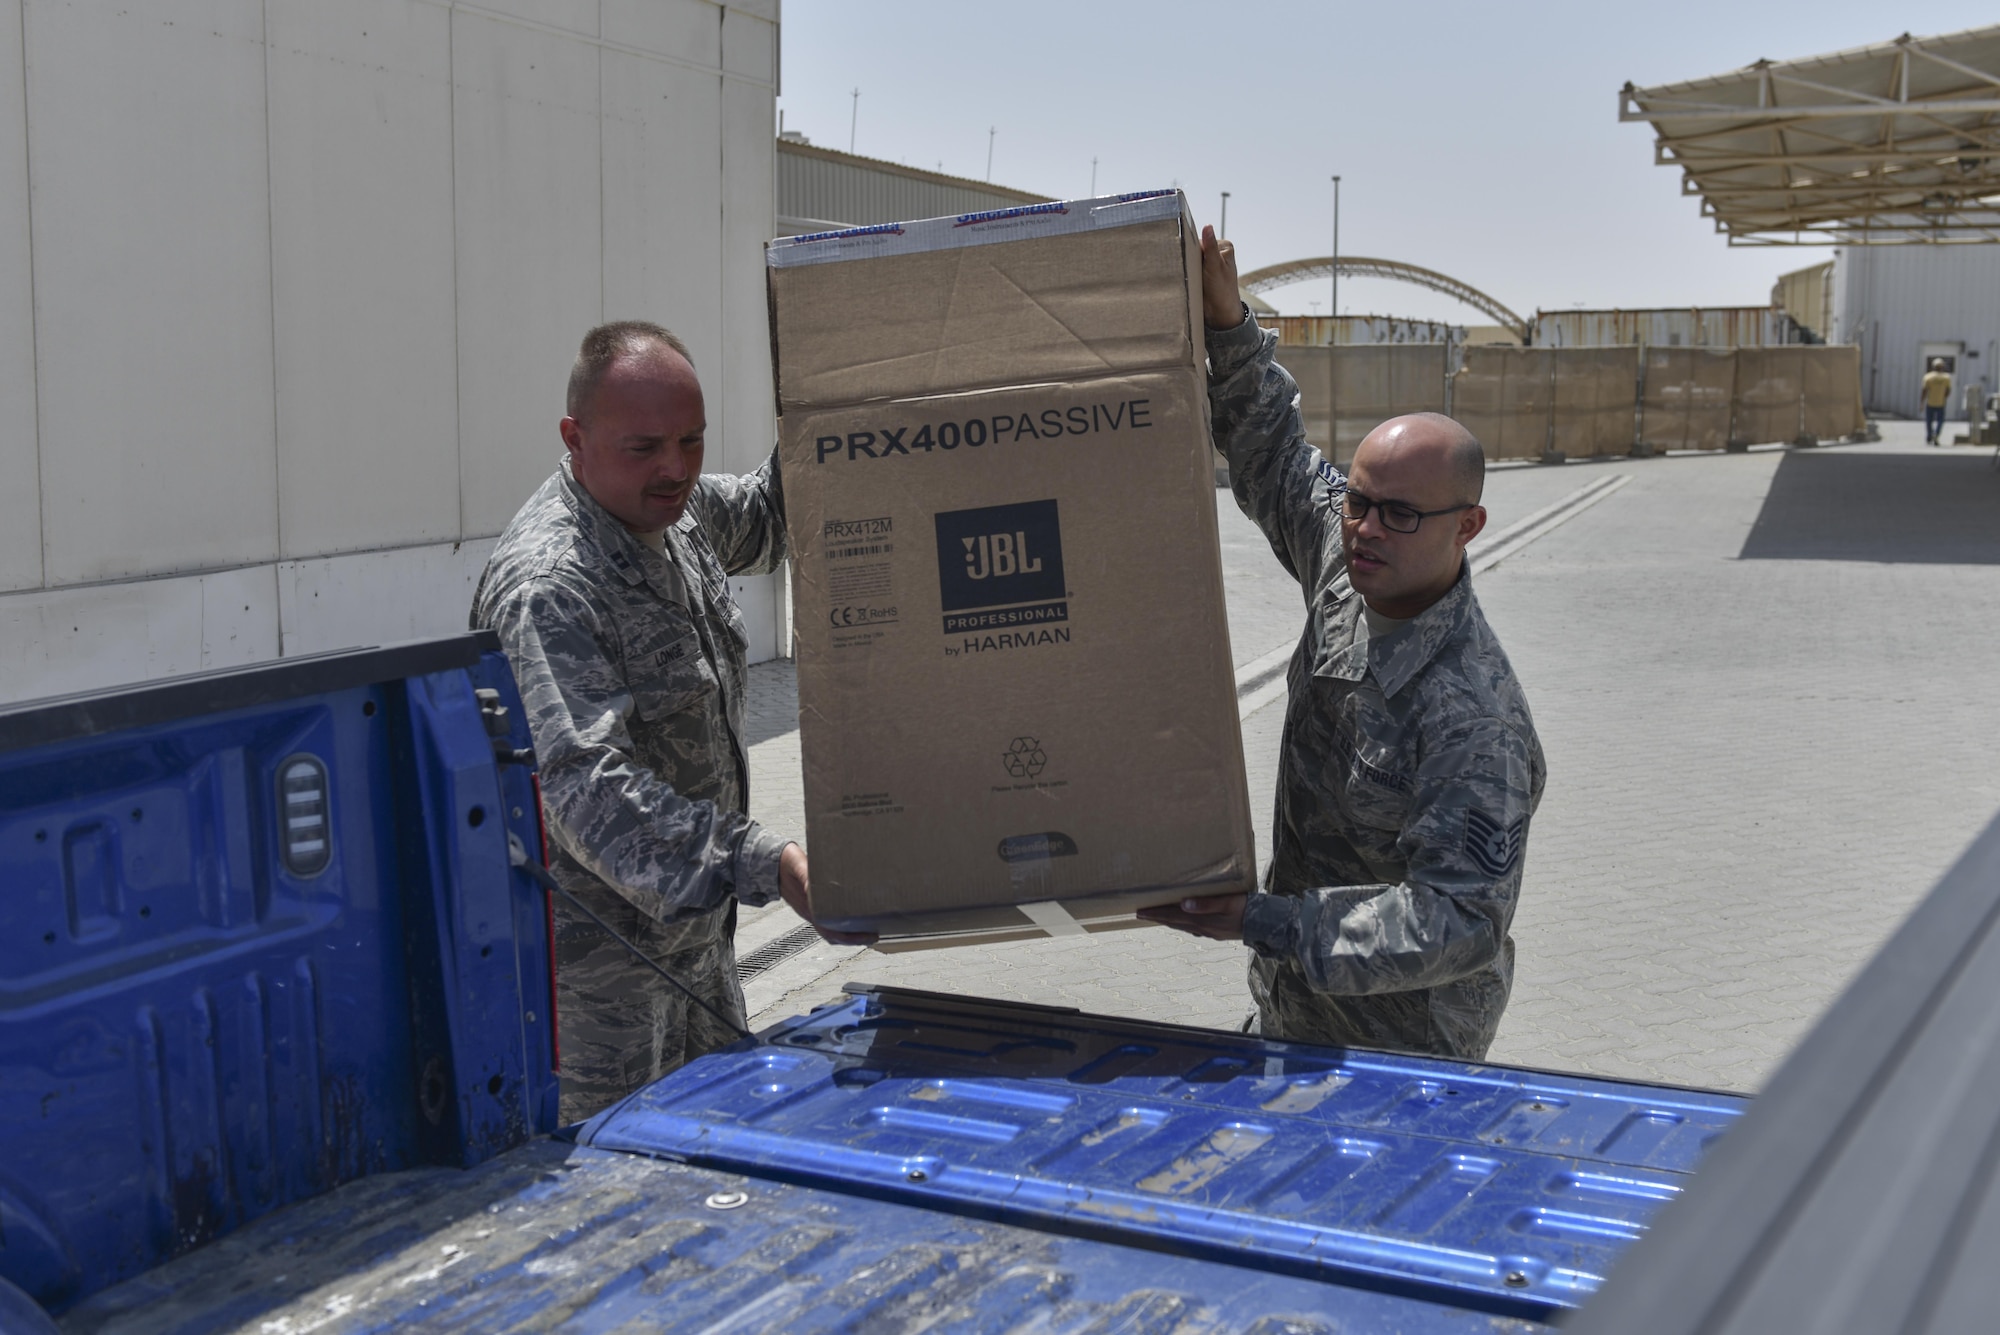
[1357,413,1485,505]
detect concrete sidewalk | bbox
[736,424,2000,1092]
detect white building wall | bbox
[0,0,39,596]
[0,0,783,706]
[1831,244,2000,420]
[30,0,282,588]
[269,0,463,559]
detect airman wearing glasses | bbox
[1140,226,1546,1062]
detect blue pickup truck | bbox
[4,632,1987,1333]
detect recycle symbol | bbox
[1002,736,1047,779]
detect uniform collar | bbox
[557,459,691,605]
[1368,562,1476,699]
[1315,561,1475,698]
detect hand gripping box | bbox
[768,191,1256,946]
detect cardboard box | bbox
[768,192,1255,945]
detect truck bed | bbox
[0,635,558,1318]
[61,986,1747,1333]
[62,1142,1548,1335]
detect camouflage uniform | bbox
[471,452,790,1121]
[1208,311,1546,1060]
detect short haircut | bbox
[567,321,694,420]
[1406,411,1486,503]
[1451,430,1486,504]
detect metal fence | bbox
[1454,347,1642,461]
[1637,347,1738,452]
[1269,343,1864,464]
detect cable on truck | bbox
[506,833,756,1044]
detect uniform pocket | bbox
[683,532,750,663]
[716,583,750,659]
[703,561,750,662]
[622,614,710,722]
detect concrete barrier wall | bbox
[1453,347,1643,461]
[1271,344,1865,466]
[1735,346,1866,445]
[1801,346,1866,441]
[1639,348,1738,452]
[1451,347,1555,461]
[1551,348,1643,458]
[1272,344,1450,464]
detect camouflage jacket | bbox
[471,451,792,928]
[1207,312,1546,1059]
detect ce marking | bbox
[829,604,895,628]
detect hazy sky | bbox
[777,3,1994,324]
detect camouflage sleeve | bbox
[1206,310,1343,590]
[489,575,786,918]
[690,446,788,577]
[1239,717,1537,994]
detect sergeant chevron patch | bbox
[1465,809,1526,878]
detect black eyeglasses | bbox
[1340,488,1473,535]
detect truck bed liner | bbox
[59,1141,1545,1334]
[62,986,1744,1332]
[579,985,1744,1324]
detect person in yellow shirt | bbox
[1923,359,1953,445]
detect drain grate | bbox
[735,923,823,983]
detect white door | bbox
[1919,341,1964,419]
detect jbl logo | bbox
[935,500,1067,626]
[963,531,1043,581]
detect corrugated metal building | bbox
[1532,307,1789,350]
[1773,261,1834,343]
[1270,315,1466,347]
[777,135,1050,234]
[1831,244,2000,420]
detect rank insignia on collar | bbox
[1465,809,1525,878]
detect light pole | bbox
[1219,191,1230,238]
[986,127,996,181]
[1329,174,1342,459]
[1091,156,1098,196]
[1330,175,1342,322]
[849,88,859,154]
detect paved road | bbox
[736,424,2000,1092]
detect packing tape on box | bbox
[1017,899,1090,940]
[766,190,1182,268]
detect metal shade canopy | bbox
[1623,25,2000,245]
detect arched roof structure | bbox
[1238,256,1532,342]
